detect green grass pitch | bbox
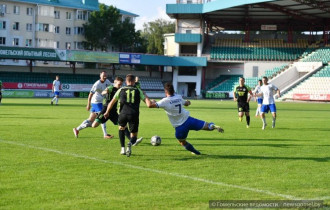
[0,98,329,209]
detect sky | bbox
[99,0,176,30]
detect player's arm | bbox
[101,87,109,96]
[247,90,253,102]
[104,97,118,118]
[86,92,93,111]
[233,86,238,101]
[276,89,281,98]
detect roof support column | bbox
[245,24,250,43]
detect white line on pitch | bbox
[0,140,304,200]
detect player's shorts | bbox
[175,116,205,140]
[261,104,276,113]
[118,113,139,133]
[257,98,263,104]
[90,103,103,113]
[95,106,118,125]
[54,91,60,96]
[237,102,250,112]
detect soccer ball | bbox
[150,135,161,146]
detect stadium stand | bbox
[210,38,317,61]
[263,65,288,78]
[281,65,330,99]
[209,75,242,92]
[302,47,330,64]
[0,72,164,90]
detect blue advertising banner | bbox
[119,53,141,64]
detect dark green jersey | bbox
[105,85,118,105]
[234,85,251,103]
[114,85,145,115]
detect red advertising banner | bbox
[293,94,330,101]
[3,82,52,90]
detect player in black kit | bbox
[104,74,151,157]
[233,77,253,128]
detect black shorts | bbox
[118,113,139,133]
[95,106,118,125]
[237,102,250,112]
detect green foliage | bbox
[0,99,329,208]
[143,19,175,55]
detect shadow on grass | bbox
[175,154,330,162]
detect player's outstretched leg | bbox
[246,113,250,128]
[179,140,200,155]
[206,122,224,133]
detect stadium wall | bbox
[244,62,289,78]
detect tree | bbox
[111,18,138,52]
[83,4,120,51]
[142,19,175,55]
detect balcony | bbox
[175,33,202,43]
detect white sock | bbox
[51,97,56,102]
[256,108,259,116]
[101,123,107,136]
[272,117,276,126]
[77,120,92,131]
[55,98,59,104]
[262,117,266,125]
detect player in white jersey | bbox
[73,71,112,138]
[253,80,263,117]
[51,75,61,105]
[257,77,280,130]
[147,83,224,155]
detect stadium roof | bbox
[167,0,330,31]
[9,0,138,17]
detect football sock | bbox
[101,123,107,136]
[124,128,130,139]
[51,97,56,102]
[262,117,266,125]
[246,116,250,126]
[183,142,200,155]
[119,130,125,147]
[55,98,59,104]
[208,122,215,130]
[256,108,259,116]
[130,136,137,145]
[272,117,276,127]
[77,120,92,130]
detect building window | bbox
[55,41,60,48]
[27,8,33,16]
[186,30,192,34]
[13,22,19,30]
[66,12,72,20]
[13,6,20,14]
[13,38,19,46]
[0,5,7,14]
[0,21,6,30]
[26,39,32,47]
[65,42,71,49]
[76,10,87,20]
[26,23,32,31]
[74,27,84,35]
[55,26,60,34]
[0,37,6,45]
[54,10,60,19]
[74,41,84,49]
[37,23,50,32]
[66,27,71,35]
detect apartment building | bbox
[0,0,137,67]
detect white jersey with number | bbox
[90,79,111,104]
[260,84,278,105]
[156,94,190,127]
[53,80,61,92]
